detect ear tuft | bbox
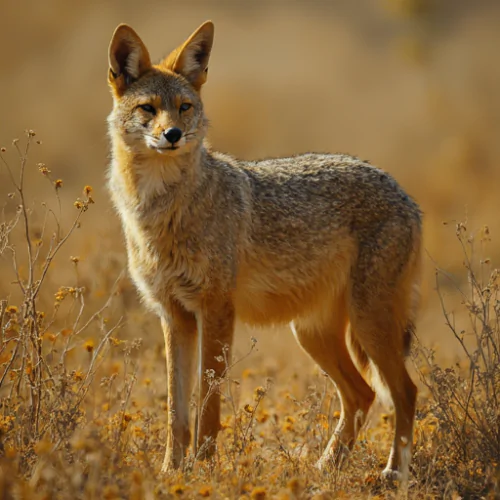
[164,21,214,90]
[108,24,151,96]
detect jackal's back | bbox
[229,152,422,324]
[239,152,421,247]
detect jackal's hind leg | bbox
[292,293,375,470]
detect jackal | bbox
[107,21,422,480]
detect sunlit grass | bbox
[0,133,499,498]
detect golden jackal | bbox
[107,21,422,480]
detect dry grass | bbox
[1,1,500,498]
[412,222,500,497]
[0,128,499,498]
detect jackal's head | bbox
[107,22,213,157]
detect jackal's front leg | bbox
[197,297,235,460]
[161,301,198,472]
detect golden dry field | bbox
[1,1,500,498]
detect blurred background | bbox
[1,0,500,368]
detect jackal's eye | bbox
[179,102,192,113]
[138,104,156,115]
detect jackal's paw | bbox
[381,467,403,482]
[161,450,181,474]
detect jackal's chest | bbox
[123,216,208,312]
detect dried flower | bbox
[257,410,270,423]
[170,484,185,495]
[43,332,56,343]
[55,288,67,302]
[250,486,266,499]
[198,485,212,497]
[254,386,266,400]
[84,339,94,353]
[37,163,51,175]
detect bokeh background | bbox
[1,0,500,368]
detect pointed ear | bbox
[108,24,151,97]
[164,21,214,90]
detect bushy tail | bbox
[347,284,420,406]
[348,217,422,403]
[403,320,415,357]
[347,326,397,407]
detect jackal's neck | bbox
[109,133,205,211]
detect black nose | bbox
[164,127,182,144]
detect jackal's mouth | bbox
[145,135,186,153]
[147,144,180,153]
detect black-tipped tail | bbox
[403,321,415,357]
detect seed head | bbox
[84,339,94,353]
[244,404,254,414]
[37,163,51,175]
[254,386,266,400]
